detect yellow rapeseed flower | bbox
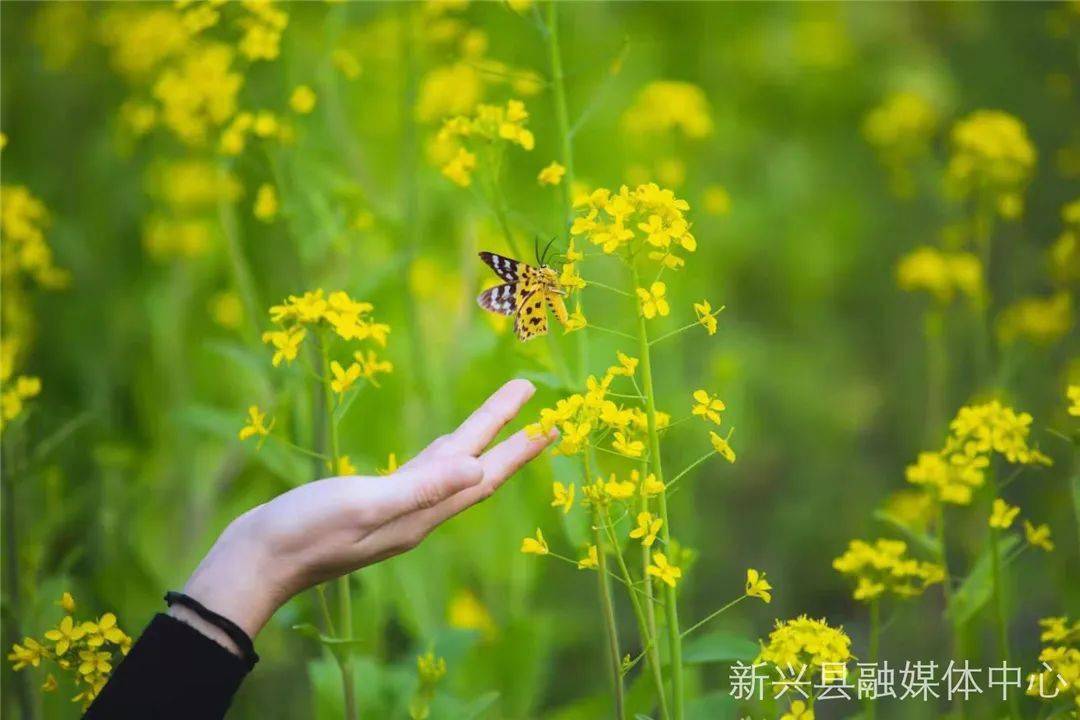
[629,512,663,547]
[44,616,85,656]
[692,389,725,425]
[1024,521,1054,552]
[289,85,316,114]
[377,453,399,476]
[253,183,278,222]
[537,161,566,186]
[612,431,645,458]
[694,300,718,335]
[946,110,1036,219]
[637,282,670,319]
[756,615,851,671]
[330,360,362,396]
[647,552,682,588]
[238,405,274,441]
[989,498,1020,529]
[746,568,773,603]
[709,430,736,463]
[577,545,599,570]
[551,482,575,514]
[832,538,944,602]
[520,528,549,555]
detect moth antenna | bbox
[533,236,541,266]
[541,236,557,265]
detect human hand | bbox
[173,379,553,648]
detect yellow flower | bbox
[638,471,665,497]
[989,498,1020,529]
[577,545,599,570]
[692,389,725,425]
[551,482,575,514]
[756,615,852,670]
[289,85,316,114]
[44,616,85,656]
[332,48,361,80]
[629,512,663,547]
[997,292,1072,345]
[604,475,637,500]
[238,405,273,441]
[377,453,399,476]
[41,673,57,692]
[612,431,645,457]
[694,300,718,335]
[209,291,244,330]
[253,183,278,222]
[7,637,46,670]
[608,351,638,377]
[520,528,549,555]
[336,455,356,475]
[448,589,495,639]
[832,538,944,602]
[781,700,814,720]
[441,147,477,187]
[647,552,682,588]
[1024,521,1054,552]
[746,568,772,603]
[946,110,1036,219]
[709,430,736,463]
[83,614,126,648]
[330,360,362,396]
[854,577,885,602]
[538,161,566,186]
[621,81,713,140]
[563,307,587,333]
[58,592,76,614]
[262,327,306,366]
[355,350,393,384]
[637,282,670,319]
[896,247,983,304]
[1068,385,1080,416]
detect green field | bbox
[1,2,1078,719]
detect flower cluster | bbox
[7,593,131,709]
[996,292,1072,346]
[862,91,938,196]
[621,81,714,140]
[526,352,666,458]
[142,160,242,260]
[906,400,1052,505]
[1,376,42,431]
[895,246,983,304]
[1025,616,1080,712]
[1050,198,1080,285]
[755,616,852,674]
[409,651,448,720]
[0,185,70,289]
[946,110,1036,219]
[262,289,390,372]
[571,183,695,270]
[434,99,535,187]
[831,539,944,602]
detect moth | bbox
[477,238,568,342]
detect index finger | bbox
[445,378,536,456]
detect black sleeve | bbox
[83,613,251,720]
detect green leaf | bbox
[682,631,759,665]
[458,691,499,719]
[946,533,1020,626]
[872,509,942,557]
[292,623,365,664]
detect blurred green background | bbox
[1,1,1077,718]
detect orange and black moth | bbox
[477,245,569,342]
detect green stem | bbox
[545,0,589,384]
[666,450,717,490]
[599,509,669,719]
[592,512,626,720]
[216,166,262,350]
[679,595,746,639]
[987,471,1020,720]
[321,338,358,720]
[924,309,947,444]
[632,264,684,720]
[1,430,37,720]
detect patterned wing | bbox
[515,290,549,341]
[479,251,522,282]
[546,293,569,327]
[477,283,518,316]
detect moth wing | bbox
[515,289,549,342]
[479,251,521,282]
[546,293,569,327]
[477,283,518,316]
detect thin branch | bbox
[587,324,636,341]
[666,450,718,490]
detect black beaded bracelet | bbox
[164,591,260,670]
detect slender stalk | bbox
[599,509,669,719]
[632,265,684,720]
[545,0,589,384]
[321,338,358,720]
[2,430,36,720]
[592,514,626,720]
[666,450,717,490]
[924,309,947,444]
[679,595,746,639]
[987,468,1020,720]
[216,167,262,350]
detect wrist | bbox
[180,510,289,640]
